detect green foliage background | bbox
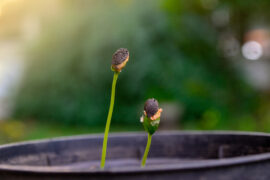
[13,0,270,132]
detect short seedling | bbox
[100,48,129,169]
[140,98,163,167]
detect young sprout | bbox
[141,98,163,167]
[100,48,129,169]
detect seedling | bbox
[140,98,163,167]
[100,48,129,169]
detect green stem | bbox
[141,133,152,167]
[100,72,119,169]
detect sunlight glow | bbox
[0,0,19,16]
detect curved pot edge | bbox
[0,130,270,174]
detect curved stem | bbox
[100,72,119,169]
[141,133,152,167]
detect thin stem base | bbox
[141,133,152,167]
[100,72,119,169]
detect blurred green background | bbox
[0,0,270,143]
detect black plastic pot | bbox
[0,131,270,180]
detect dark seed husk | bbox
[112,48,129,65]
[144,98,159,118]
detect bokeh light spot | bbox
[242,41,263,60]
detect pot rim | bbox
[0,130,270,174]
